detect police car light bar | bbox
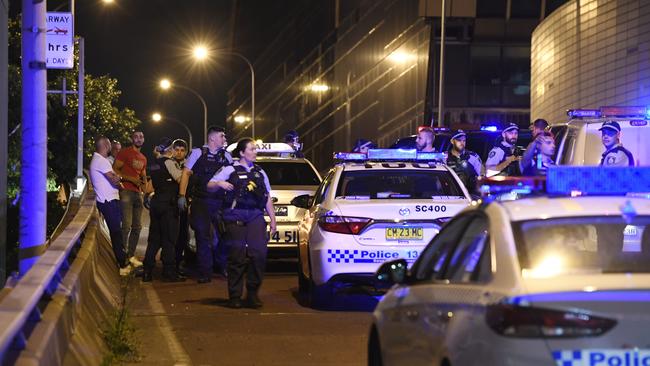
[226,142,295,154]
[479,176,546,200]
[600,106,647,118]
[334,149,446,162]
[480,125,498,132]
[546,166,650,195]
[567,109,600,118]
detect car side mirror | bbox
[376,259,408,285]
[291,194,313,209]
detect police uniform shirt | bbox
[448,151,482,176]
[185,145,233,171]
[210,162,273,193]
[485,142,513,170]
[164,159,183,182]
[600,144,634,167]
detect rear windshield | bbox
[513,216,650,276]
[335,169,464,199]
[256,161,320,186]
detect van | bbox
[551,106,650,166]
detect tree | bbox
[7,17,142,196]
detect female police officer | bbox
[207,138,277,309]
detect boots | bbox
[162,267,186,283]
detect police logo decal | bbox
[488,151,496,159]
[607,156,616,164]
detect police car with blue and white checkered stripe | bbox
[369,167,650,366]
[289,149,471,307]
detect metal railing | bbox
[0,186,95,362]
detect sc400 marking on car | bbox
[415,205,447,213]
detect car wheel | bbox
[368,326,383,366]
[297,253,311,296]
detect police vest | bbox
[600,145,635,166]
[223,165,269,210]
[190,147,231,200]
[447,151,479,192]
[494,143,521,177]
[150,156,178,203]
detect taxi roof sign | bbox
[226,142,295,154]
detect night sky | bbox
[9,0,294,153]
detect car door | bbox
[380,214,474,365]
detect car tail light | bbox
[318,216,372,235]
[486,304,616,338]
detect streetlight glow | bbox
[152,113,162,122]
[159,79,171,90]
[388,51,417,64]
[192,45,209,61]
[102,0,115,4]
[307,83,330,92]
[234,115,250,124]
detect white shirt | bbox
[90,152,120,203]
[210,161,272,193]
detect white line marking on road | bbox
[143,284,193,366]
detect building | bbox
[228,0,568,169]
[531,0,650,124]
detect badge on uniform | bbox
[607,156,616,164]
[488,151,496,159]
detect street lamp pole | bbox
[224,51,255,138]
[152,113,193,149]
[161,80,207,143]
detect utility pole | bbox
[437,0,447,127]
[75,37,85,194]
[20,0,48,274]
[0,0,8,286]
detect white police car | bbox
[369,167,650,366]
[290,149,472,307]
[226,142,322,257]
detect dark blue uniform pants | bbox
[190,198,228,278]
[224,209,268,299]
[97,199,127,268]
[144,198,179,271]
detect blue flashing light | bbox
[367,148,416,160]
[333,152,367,161]
[416,152,447,161]
[546,167,650,195]
[567,109,600,118]
[480,125,498,132]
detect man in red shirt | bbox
[114,130,147,266]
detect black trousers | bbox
[97,199,127,268]
[176,208,189,266]
[190,198,228,278]
[144,198,179,271]
[224,209,268,299]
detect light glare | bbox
[159,79,171,90]
[193,45,209,61]
[152,113,162,122]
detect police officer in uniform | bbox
[143,138,185,282]
[208,138,277,309]
[446,130,482,193]
[178,126,233,283]
[599,121,635,166]
[521,131,556,176]
[485,123,522,177]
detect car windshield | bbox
[256,161,320,186]
[335,170,464,199]
[513,216,650,276]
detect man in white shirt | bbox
[90,136,131,276]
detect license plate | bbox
[268,230,299,244]
[385,227,423,241]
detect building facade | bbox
[229,0,567,169]
[531,0,650,124]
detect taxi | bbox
[226,142,322,257]
[369,167,650,366]
[290,149,472,307]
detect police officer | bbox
[521,131,556,176]
[485,123,522,177]
[143,138,185,282]
[446,130,482,193]
[172,139,190,275]
[208,138,277,309]
[178,126,233,284]
[352,139,377,153]
[284,130,304,158]
[599,121,635,166]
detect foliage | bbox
[7,17,141,197]
[100,277,139,365]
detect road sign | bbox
[46,12,74,69]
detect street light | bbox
[234,115,250,124]
[192,45,209,61]
[158,78,207,142]
[151,112,193,149]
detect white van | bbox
[550,106,650,166]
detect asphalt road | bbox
[128,260,375,366]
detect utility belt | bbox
[222,208,264,226]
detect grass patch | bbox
[100,276,139,365]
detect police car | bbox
[290,149,472,307]
[551,106,650,166]
[368,167,650,366]
[226,142,322,257]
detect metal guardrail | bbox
[0,187,95,362]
